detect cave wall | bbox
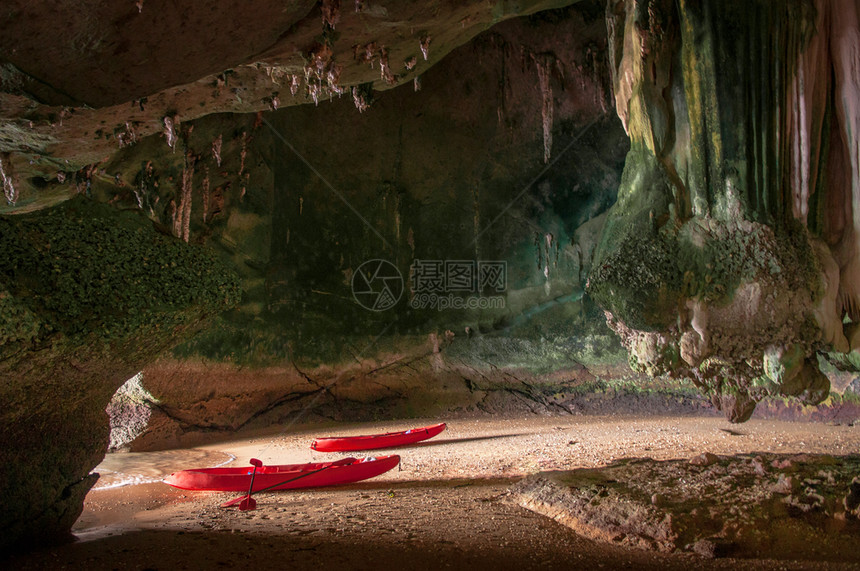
[0,198,240,552]
[588,0,860,421]
[117,6,639,447]
[3,0,860,553]
[0,0,635,551]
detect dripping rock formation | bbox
[589,0,860,422]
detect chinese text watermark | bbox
[351,259,507,311]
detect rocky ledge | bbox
[510,453,860,561]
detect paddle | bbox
[239,458,263,511]
[220,457,356,508]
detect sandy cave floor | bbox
[4,414,860,570]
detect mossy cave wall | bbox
[0,198,240,552]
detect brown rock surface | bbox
[512,452,860,560]
[0,0,579,202]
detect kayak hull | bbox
[163,455,400,492]
[311,422,446,452]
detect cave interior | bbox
[1,0,859,563]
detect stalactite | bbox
[0,154,17,206]
[420,35,431,61]
[535,56,554,164]
[304,43,343,104]
[326,64,344,95]
[352,85,370,112]
[171,199,181,239]
[321,0,340,30]
[590,0,860,420]
[354,42,378,67]
[134,161,155,215]
[135,177,145,211]
[82,164,95,197]
[179,152,195,243]
[585,43,608,114]
[239,132,248,176]
[379,47,395,84]
[163,116,177,151]
[202,166,210,224]
[827,0,860,325]
[211,135,222,167]
[117,121,138,148]
[308,82,321,105]
[262,64,285,86]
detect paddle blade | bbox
[239,497,256,511]
[250,458,263,467]
[221,495,247,508]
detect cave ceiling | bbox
[0,0,582,208]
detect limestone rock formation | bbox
[0,1,623,551]
[511,453,860,560]
[107,372,159,451]
[3,0,860,555]
[588,0,860,421]
[84,6,631,446]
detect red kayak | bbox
[311,422,446,452]
[163,455,400,492]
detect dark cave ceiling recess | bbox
[0,0,579,204]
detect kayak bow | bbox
[311,422,446,452]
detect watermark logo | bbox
[351,259,404,311]
[411,260,507,294]
[410,259,506,311]
[352,259,507,311]
[410,293,506,311]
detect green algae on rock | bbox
[0,196,240,553]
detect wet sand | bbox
[5,414,860,570]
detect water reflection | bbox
[92,449,234,489]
